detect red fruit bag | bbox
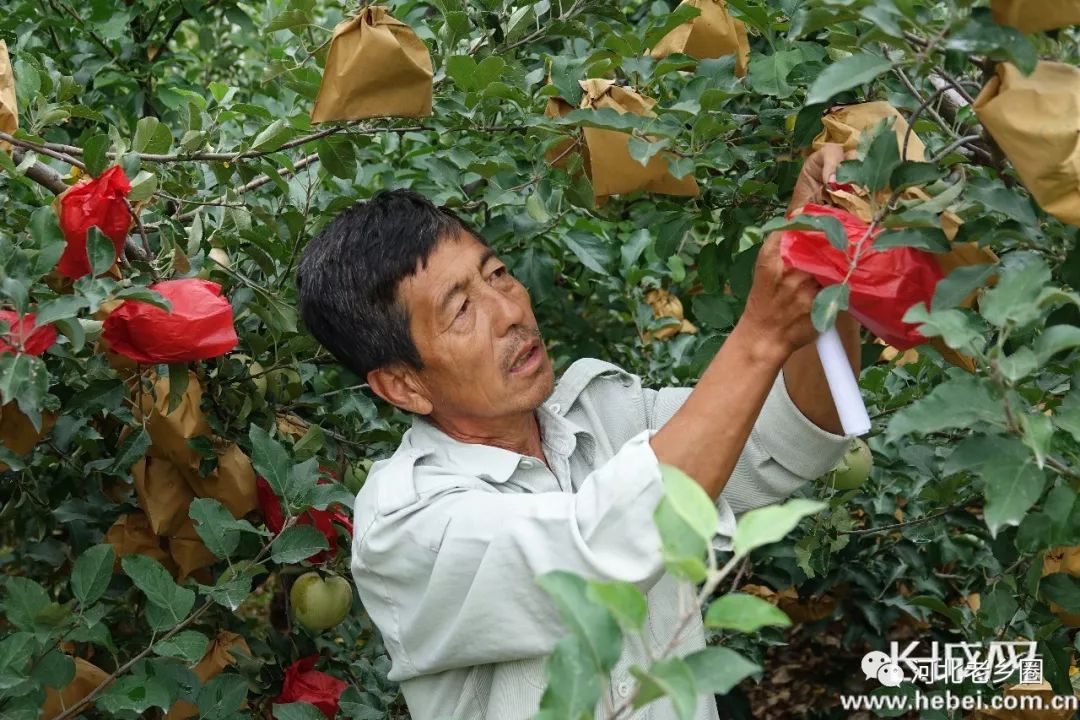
[780,204,944,349]
[56,165,132,279]
[0,311,57,356]
[101,278,238,363]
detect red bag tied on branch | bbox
[274,655,348,719]
[780,205,944,349]
[256,475,353,564]
[101,278,238,363]
[57,165,132,279]
[0,310,56,356]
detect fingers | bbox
[818,143,846,186]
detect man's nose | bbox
[487,284,525,335]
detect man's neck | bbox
[428,409,545,462]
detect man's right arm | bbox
[649,229,825,501]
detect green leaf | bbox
[1036,326,1080,366]
[691,295,733,329]
[890,161,943,191]
[561,232,612,276]
[249,424,294,501]
[189,498,242,559]
[909,176,965,215]
[859,124,901,193]
[0,353,48,425]
[110,426,150,475]
[748,49,803,99]
[732,498,825,557]
[166,362,189,415]
[33,296,90,327]
[806,53,892,105]
[197,570,253,611]
[536,634,602,719]
[683,647,761,695]
[31,650,74,690]
[86,227,117,277]
[121,555,196,624]
[83,133,111,177]
[71,544,115,606]
[944,435,1045,537]
[585,580,647,632]
[811,284,849,333]
[2,577,49,630]
[251,119,293,152]
[154,630,210,663]
[630,658,697,720]
[198,673,250,720]
[273,702,327,720]
[932,263,997,311]
[873,227,950,253]
[627,137,667,168]
[97,675,171,715]
[980,253,1052,328]
[659,464,718,541]
[887,376,1005,443]
[317,137,357,181]
[536,571,622,673]
[704,592,793,632]
[762,213,849,252]
[270,524,329,564]
[1041,573,1080,613]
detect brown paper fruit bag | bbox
[184,442,258,519]
[165,631,252,720]
[131,455,196,536]
[812,101,926,161]
[105,512,174,572]
[132,369,212,471]
[0,40,16,154]
[642,288,698,342]
[310,6,433,123]
[546,79,699,202]
[991,0,1080,34]
[41,657,111,720]
[975,61,1080,227]
[167,515,217,583]
[649,0,750,77]
[0,401,56,471]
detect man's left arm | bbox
[780,311,861,435]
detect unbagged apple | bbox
[290,571,353,632]
[826,437,873,490]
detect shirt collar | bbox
[404,405,595,484]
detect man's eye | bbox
[455,300,469,318]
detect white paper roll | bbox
[815,326,871,437]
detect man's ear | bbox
[367,365,433,415]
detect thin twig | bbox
[840,497,977,536]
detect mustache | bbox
[504,327,543,371]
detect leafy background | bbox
[1,0,1080,718]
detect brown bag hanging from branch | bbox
[132,369,212,471]
[165,632,252,720]
[810,101,998,373]
[184,441,258,519]
[990,0,1080,34]
[167,515,217,583]
[0,401,56,472]
[649,0,750,77]
[105,512,174,572]
[310,5,433,123]
[131,455,196,536]
[545,79,699,202]
[974,61,1080,228]
[0,40,16,153]
[40,657,111,720]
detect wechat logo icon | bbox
[862,650,906,687]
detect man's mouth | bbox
[509,341,540,374]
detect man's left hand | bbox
[788,143,849,215]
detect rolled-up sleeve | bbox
[642,367,850,516]
[355,428,674,680]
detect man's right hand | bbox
[739,230,823,363]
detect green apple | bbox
[290,571,353,632]
[826,437,873,490]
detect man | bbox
[295,143,861,719]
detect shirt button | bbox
[616,681,631,698]
[520,459,534,469]
[549,403,561,414]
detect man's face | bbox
[396,230,555,419]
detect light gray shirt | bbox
[349,358,849,720]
